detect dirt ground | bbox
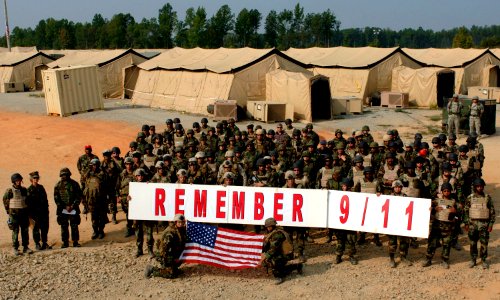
[0,94,499,299]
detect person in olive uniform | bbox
[26,171,50,250]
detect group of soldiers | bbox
[3,116,496,284]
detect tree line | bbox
[2,3,500,50]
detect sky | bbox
[3,0,499,31]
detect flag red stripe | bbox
[216,232,264,243]
[180,258,259,270]
[215,239,263,250]
[218,227,264,237]
[182,248,259,264]
[185,244,261,257]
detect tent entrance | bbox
[311,78,331,120]
[488,65,499,87]
[436,71,455,108]
[35,65,48,90]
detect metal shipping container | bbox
[247,101,294,122]
[43,66,103,117]
[441,97,496,135]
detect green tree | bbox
[452,27,473,48]
[277,9,293,49]
[235,8,261,47]
[480,36,500,48]
[291,3,305,47]
[158,3,177,48]
[206,4,234,48]
[264,10,278,48]
[185,7,207,48]
[107,13,135,48]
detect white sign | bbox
[128,183,328,227]
[327,191,431,238]
[128,183,431,237]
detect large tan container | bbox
[43,66,103,117]
[468,86,500,103]
[381,91,409,108]
[247,101,294,122]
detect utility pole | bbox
[3,0,10,51]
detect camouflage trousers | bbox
[426,221,453,260]
[284,227,306,255]
[57,214,80,243]
[388,235,409,256]
[91,209,108,234]
[469,116,481,136]
[335,230,357,257]
[32,216,49,245]
[151,261,182,279]
[263,257,300,279]
[468,220,490,261]
[135,221,155,250]
[119,196,134,234]
[8,211,29,249]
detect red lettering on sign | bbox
[232,191,245,219]
[406,201,414,231]
[273,193,284,221]
[154,188,166,216]
[382,199,390,228]
[292,194,303,222]
[216,190,226,219]
[361,197,369,226]
[339,195,349,224]
[175,189,185,215]
[193,189,207,218]
[254,192,265,220]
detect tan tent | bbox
[402,48,500,94]
[266,69,333,122]
[391,66,455,107]
[130,47,308,115]
[0,46,38,53]
[0,51,54,92]
[47,49,148,98]
[285,47,422,101]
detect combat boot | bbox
[22,247,33,254]
[274,277,284,285]
[441,259,449,269]
[12,248,21,256]
[357,233,366,245]
[61,242,69,248]
[335,255,342,264]
[73,242,81,247]
[468,259,476,268]
[296,263,303,275]
[124,230,134,238]
[400,256,413,266]
[35,243,41,251]
[389,254,396,268]
[422,259,432,267]
[453,243,462,251]
[136,249,143,258]
[148,246,155,258]
[91,231,98,240]
[144,265,154,278]
[298,253,307,263]
[374,235,382,247]
[98,231,105,239]
[482,260,489,269]
[112,214,118,224]
[349,256,358,265]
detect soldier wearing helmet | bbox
[83,158,108,240]
[200,117,209,133]
[361,125,374,144]
[348,155,365,185]
[26,171,50,250]
[126,141,139,158]
[101,149,121,224]
[378,152,402,195]
[131,168,156,258]
[464,178,495,269]
[150,161,170,184]
[77,145,98,191]
[469,96,484,137]
[54,168,83,248]
[152,134,165,157]
[116,157,136,237]
[387,180,412,268]
[187,157,205,184]
[423,182,457,269]
[145,214,187,279]
[176,169,188,184]
[3,173,32,255]
[111,146,125,170]
[262,217,303,285]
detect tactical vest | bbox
[86,174,103,210]
[173,135,184,148]
[319,167,335,188]
[57,181,73,205]
[383,164,400,185]
[468,150,481,170]
[9,188,27,209]
[346,148,356,160]
[431,148,444,164]
[119,171,134,196]
[402,175,421,197]
[436,176,456,198]
[435,198,455,222]
[295,175,309,188]
[469,194,490,220]
[143,155,157,169]
[363,154,372,167]
[360,179,377,194]
[459,156,470,174]
[352,167,364,184]
[470,103,481,117]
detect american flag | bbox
[179,221,265,269]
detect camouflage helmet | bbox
[176,169,187,177]
[102,149,112,156]
[353,155,364,163]
[188,157,197,164]
[90,158,100,166]
[29,171,40,180]
[195,151,206,159]
[132,151,142,158]
[59,168,72,177]
[173,117,181,124]
[392,180,403,188]
[173,214,185,222]
[192,122,200,128]
[124,157,134,164]
[335,129,343,134]
[363,166,374,174]
[201,117,208,124]
[137,132,146,138]
[448,153,458,161]
[144,143,153,151]
[223,172,235,180]
[473,178,485,186]
[141,124,150,131]
[256,158,266,166]
[306,123,313,129]
[129,141,138,148]
[441,162,452,171]
[134,168,146,176]
[165,118,173,124]
[472,95,479,100]
[111,146,121,155]
[225,150,235,157]
[10,173,23,183]
[370,142,379,148]
[284,170,295,180]
[458,145,469,153]
[186,129,194,135]
[440,182,453,191]
[362,125,370,131]
[264,217,277,227]
[223,160,233,167]
[340,178,351,187]
[155,161,165,169]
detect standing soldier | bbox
[54,168,82,248]
[3,173,32,255]
[387,180,411,268]
[83,159,109,239]
[101,149,120,224]
[447,94,462,137]
[315,156,335,189]
[334,178,358,265]
[262,217,303,285]
[150,161,171,183]
[77,145,97,191]
[282,171,307,263]
[464,179,495,269]
[469,96,484,137]
[133,168,156,258]
[116,157,136,237]
[423,183,458,269]
[111,146,124,170]
[378,152,402,195]
[26,171,50,250]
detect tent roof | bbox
[0,51,53,66]
[490,48,500,61]
[47,49,148,68]
[284,46,401,68]
[0,46,38,53]
[401,48,489,68]
[138,47,304,73]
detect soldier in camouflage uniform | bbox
[187,158,205,184]
[116,157,136,237]
[111,146,124,170]
[77,145,97,191]
[150,161,171,183]
[354,167,383,246]
[101,149,120,224]
[387,180,412,268]
[3,173,32,255]
[447,94,462,137]
[469,96,484,136]
[145,214,187,279]
[464,179,495,269]
[84,159,109,239]
[334,178,358,265]
[26,171,50,250]
[54,168,82,248]
[132,168,156,258]
[262,217,303,285]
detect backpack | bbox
[274,229,294,260]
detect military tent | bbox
[391,66,455,107]
[284,47,422,102]
[402,48,500,94]
[47,49,148,98]
[0,51,54,92]
[129,47,308,115]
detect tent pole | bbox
[3,0,10,51]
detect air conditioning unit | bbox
[247,101,293,122]
[3,82,24,93]
[381,92,409,108]
[346,98,363,114]
[213,100,237,121]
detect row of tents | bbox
[0,46,499,121]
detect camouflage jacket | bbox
[54,178,82,214]
[156,224,187,266]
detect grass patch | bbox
[29,92,44,98]
[425,125,441,135]
[394,108,411,114]
[378,124,391,128]
[427,115,442,122]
